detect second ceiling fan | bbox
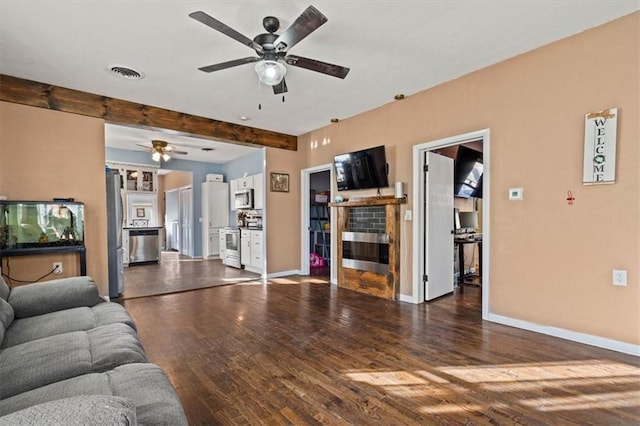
[137,140,187,162]
[189,5,350,95]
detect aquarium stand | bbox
[0,246,87,276]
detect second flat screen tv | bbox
[334,145,389,191]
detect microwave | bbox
[234,189,254,209]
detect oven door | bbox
[225,230,239,252]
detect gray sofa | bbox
[0,275,187,425]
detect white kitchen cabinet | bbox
[240,229,251,266]
[250,230,263,270]
[240,229,263,274]
[237,175,254,189]
[108,163,157,193]
[202,181,229,258]
[252,173,264,209]
[229,179,238,211]
[207,228,222,258]
[219,231,227,264]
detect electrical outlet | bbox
[53,262,63,275]
[612,269,627,286]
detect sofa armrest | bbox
[0,395,137,426]
[8,277,101,319]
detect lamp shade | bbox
[151,151,161,162]
[254,60,286,86]
[162,153,171,162]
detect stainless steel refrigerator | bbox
[106,169,124,298]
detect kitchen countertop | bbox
[123,226,164,230]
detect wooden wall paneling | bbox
[336,205,348,286]
[386,203,400,300]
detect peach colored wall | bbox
[0,102,108,293]
[162,171,192,191]
[297,13,639,345]
[158,171,191,246]
[265,147,300,274]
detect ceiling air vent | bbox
[108,65,144,80]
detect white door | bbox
[165,189,179,250]
[179,186,193,257]
[424,151,454,301]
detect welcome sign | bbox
[583,108,617,185]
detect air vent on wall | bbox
[108,65,144,80]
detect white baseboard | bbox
[399,294,419,304]
[487,313,640,357]
[266,269,301,279]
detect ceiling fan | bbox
[136,140,187,162]
[189,5,350,95]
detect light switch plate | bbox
[613,269,627,286]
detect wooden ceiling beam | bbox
[0,74,297,151]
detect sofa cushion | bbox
[0,395,136,426]
[0,276,9,302]
[2,302,136,348]
[0,298,15,347]
[0,323,147,399]
[8,277,100,318]
[0,364,188,425]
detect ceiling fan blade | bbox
[273,5,327,52]
[136,144,152,151]
[285,55,350,79]
[189,11,264,53]
[198,57,260,73]
[272,78,288,95]
[171,150,188,155]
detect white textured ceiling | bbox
[1,1,637,145]
[105,124,260,164]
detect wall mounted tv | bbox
[334,145,389,191]
[454,145,483,198]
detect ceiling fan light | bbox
[255,60,286,86]
[151,151,161,162]
[162,153,171,162]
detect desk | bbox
[454,237,482,288]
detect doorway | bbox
[412,129,490,318]
[300,164,336,282]
[178,185,193,257]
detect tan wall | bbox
[296,13,639,345]
[162,171,192,191]
[157,171,191,225]
[265,147,300,274]
[0,102,108,293]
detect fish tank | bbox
[0,201,85,250]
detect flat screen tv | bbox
[334,145,389,191]
[454,145,483,198]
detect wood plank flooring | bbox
[121,278,640,425]
[121,251,259,299]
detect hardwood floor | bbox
[122,279,640,425]
[121,251,259,299]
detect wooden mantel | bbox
[330,196,406,300]
[329,195,407,208]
